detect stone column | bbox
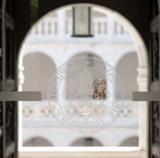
[137,66,148,158]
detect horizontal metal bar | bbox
[0,91,41,101]
[133,92,160,101]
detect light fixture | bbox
[86,54,94,66]
[72,4,93,37]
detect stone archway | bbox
[23,137,53,147]
[116,52,138,100]
[20,53,57,99]
[17,3,149,158]
[71,137,103,146]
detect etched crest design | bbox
[47,55,124,132]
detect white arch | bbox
[67,51,106,64]
[18,4,148,89]
[66,52,107,100]
[17,3,148,73]
[18,52,57,91]
[23,136,54,147]
[17,3,148,156]
[18,51,57,71]
[115,51,137,68]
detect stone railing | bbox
[26,13,132,43]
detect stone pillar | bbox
[137,66,148,158]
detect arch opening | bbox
[116,52,138,100]
[71,137,103,146]
[17,3,148,153]
[21,53,57,99]
[66,52,107,100]
[23,137,53,147]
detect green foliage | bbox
[30,0,39,25]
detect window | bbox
[18,3,148,158]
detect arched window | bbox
[17,3,148,158]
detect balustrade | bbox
[27,12,131,43]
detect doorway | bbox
[17,3,148,158]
